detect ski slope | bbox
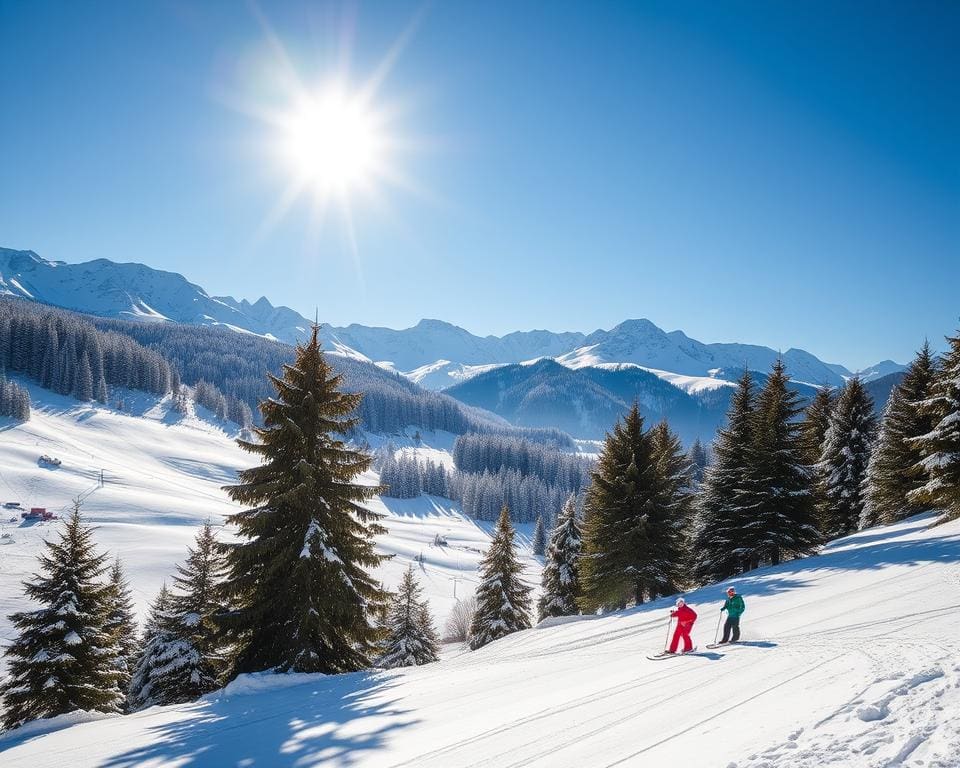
[2,483,959,767]
[0,382,542,667]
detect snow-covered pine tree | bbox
[160,523,226,701]
[0,504,123,731]
[909,331,960,524]
[579,405,684,610]
[127,585,182,711]
[749,360,821,566]
[862,343,938,526]
[800,386,836,522]
[220,325,387,675]
[469,505,532,649]
[537,494,582,621]
[379,565,440,668]
[691,371,759,584]
[801,387,835,466]
[818,377,877,537]
[104,557,139,707]
[532,514,547,556]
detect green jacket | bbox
[722,594,745,618]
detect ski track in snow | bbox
[2,388,960,767]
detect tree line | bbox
[0,299,174,403]
[376,432,592,526]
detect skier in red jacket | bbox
[668,597,697,654]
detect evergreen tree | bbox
[0,504,122,731]
[910,332,960,524]
[647,420,694,593]
[128,585,181,711]
[691,371,758,584]
[379,566,440,668]
[537,494,582,621]
[219,326,387,675]
[818,378,877,537]
[749,360,821,565]
[161,523,226,702]
[863,342,938,526]
[469,506,532,649]
[801,386,836,521]
[532,515,547,556]
[687,438,709,485]
[801,387,835,466]
[104,557,139,707]
[579,405,683,611]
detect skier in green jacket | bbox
[719,586,745,643]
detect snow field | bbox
[2,504,958,766]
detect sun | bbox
[278,86,384,196]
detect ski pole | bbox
[664,616,674,652]
[714,610,723,645]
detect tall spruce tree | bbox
[0,504,123,731]
[749,360,821,565]
[691,372,759,583]
[648,420,695,593]
[161,523,227,702]
[532,515,547,556]
[379,566,440,668]
[910,332,960,524]
[469,506,532,649]
[219,326,387,675]
[818,378,877,537]
[862,343,938,526]
[538,494,583,621]
[579,405,682,610]
[104,557,139,707]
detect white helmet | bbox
[676,597,686,607]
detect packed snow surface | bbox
[2,413,958,768]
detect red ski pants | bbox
[669,622,694,653]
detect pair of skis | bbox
[647,647,698,660]
[646,642,739,660]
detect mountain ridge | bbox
[1,248,903,392]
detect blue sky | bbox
[1,1,957,369]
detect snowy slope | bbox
[2,472,958,767]
[0,382,541,665]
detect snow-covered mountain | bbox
[1,248,904,395]
[0,248,312,344]
[557,320,849,387]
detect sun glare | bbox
[280,87,383,195]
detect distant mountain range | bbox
[1,247,907,440]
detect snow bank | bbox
[214,671,326,699]
[0,710,117,746]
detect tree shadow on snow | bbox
[99,671,417,768]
